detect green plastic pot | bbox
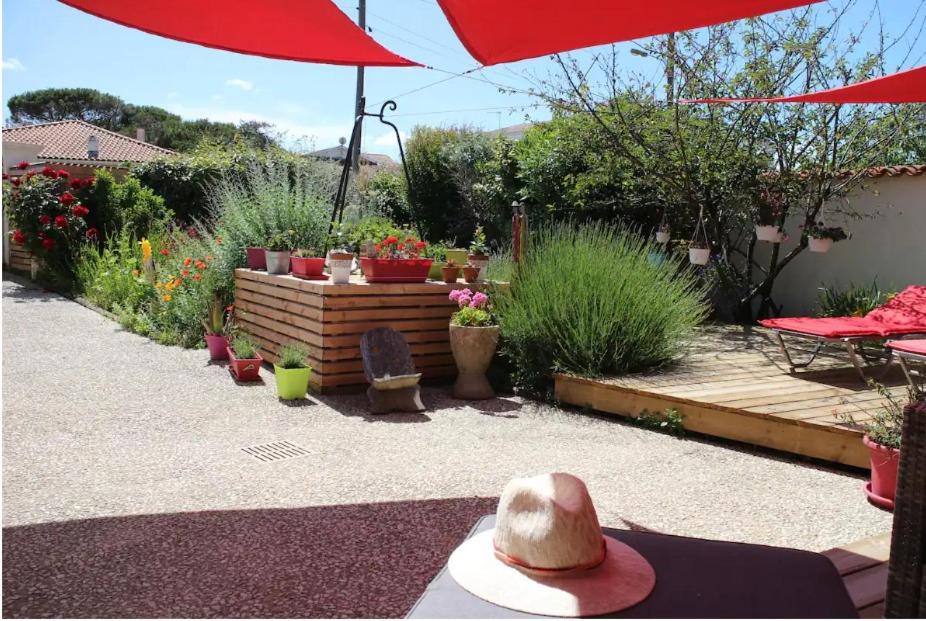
[444,249,468,266]
[274,364,312,399]
[428,261,446,280]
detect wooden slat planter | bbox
[234,269,494,392]
[8,241,32,274]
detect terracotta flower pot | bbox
[462,266,480,283]
[227,347,263,382]
[205,334,229,360]
[808,237,833,253]
[468,253,489,282]
[291,256,326,278]
[360,257,432,283]
[441,265,461,283]
[863,435,900,510]
[246,247,267,270]
[450,324,499,400]
[265,250,291,275]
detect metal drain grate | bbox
[241,441,310,463]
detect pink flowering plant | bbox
[449,288,495,327]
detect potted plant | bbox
[290,247,326,279]
[688,240,710,265]
[246,246,267,270]
[227,334,263,382]
[445,247,469,266]
[422,242,448,280]
[360,235,432,283]
[441,260,461,283]
[274,342,313,399]
[265,230,296,275]
[805,222,849,254]
[839,383,911,510]
[462,264,480,283]
[202,295,233,360]
[467,225,490,282]
[655,222,671,244]
[448,288,498,399]
[328,249,354,284]
[755,184,786,242]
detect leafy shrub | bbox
[817,281,892,317]
[85,170,173,238]
[278,343,310,369]
[493,221,708,397]
[838,382,913,449]
[329,216,413,254]
[74,229,154,312]
[358,170,411,224]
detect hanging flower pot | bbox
[246,247,267,270]
[755,224,782,242]
[808,237,833,254]
[655,229,671,244]
[688,245,710,265]
[689,209,710,266]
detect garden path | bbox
[2,274,892,616]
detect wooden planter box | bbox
[8,241,32,274]
[233,269,497,393]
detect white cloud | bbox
[372,129,407,147]
[2,58,26,71]
[225,78,254,91]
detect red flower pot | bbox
[863,435,900,510]
[246,247,267,270]
[291,256,326,278]
[227,347,263,382]
[360,258,433,283]
[205,334,229,360]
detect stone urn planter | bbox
[449,324,499,400]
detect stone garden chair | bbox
[360,327,425,414]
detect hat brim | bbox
[448,529,655,617]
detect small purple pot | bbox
[205,334,230,360]
[246,247,267,270]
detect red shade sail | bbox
[436,0,821,66]
[58,0,419,67]
[681,65,926,104]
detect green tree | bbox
[8,88,126,129]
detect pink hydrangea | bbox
[470,292,488,308]
[449,288,476,308]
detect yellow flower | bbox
[140,238,152,263]
[162,294,172,302]
[155,281,163,289]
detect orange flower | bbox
[173,278,182,288]
[183,257,192,266]
[159,248,169,256]
[193,273,202,281]
[162,294,172,302]
[182,269,190,277]
[194,260,206,270]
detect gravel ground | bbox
[2,275,892,616]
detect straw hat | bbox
[448,473,655,617]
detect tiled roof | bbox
[308,145,393,166]
[2,119,174,164]
[857,164,926,178]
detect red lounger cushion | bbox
[886,339,926,356]
[864,285,926,334]
[758,316,887,338]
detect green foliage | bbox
[8,88,125,129]
[330,216,411,254]
[493,221,708,397]
[202,295,232,336]
[278,343,310,369]
[358,170,411,223]
[74,229,153,312]
[266,229,298,251]
[86,170,173,238]
[133,142,335,222]
[206,161,334,294]
[485,247,515,282]
[629,408,686,437]
[838,382,913,449]
[451,306,494,327]
[816,281,891,318]
[231,335,260,359]
[469,225,490,255]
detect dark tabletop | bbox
[408,515,858,619]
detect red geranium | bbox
[2,173,8,180]
[58,192,76,206]
[71,204,90,218]
[69,179,84,189]
[86,227,98,239]
[41,166,57,178]
[16,160,29,170]
[12,230,26,244]
[41,238,55,250]
[159,248,169,256]
[24,171,36,181]
[11,177,21,187]
[383,235,399,245]
[414,241,428,250]
[54,215,69,228]
[56,170,70,179]
[38,215,51,225]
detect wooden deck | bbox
[823,533,891,617]
[554,324,912,468]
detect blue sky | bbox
[3,1,924,158]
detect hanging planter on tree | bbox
[688,210,711,266]
[755,224,783,242]
[655,211,671,244]
[804,221,850,254]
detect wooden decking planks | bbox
[233,269,490,392]
[823,533,891,617]
[554,324,911,468]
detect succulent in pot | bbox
[804,222,849,254]
[227,334,263,382]
[448,288,498,400]
[202,295,234,360]
[467,225,490,282]
[265,230,296,274]
[688,240,710,265]
[441,260,461,283]
[290,247,326,279]
[274,342,313,399]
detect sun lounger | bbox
[759,285,926,381]
[886,339,926,392]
